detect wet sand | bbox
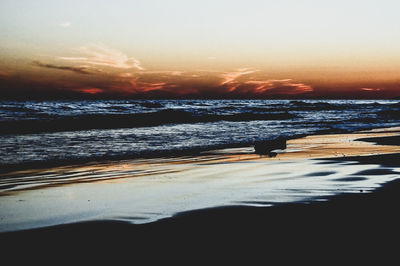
[1,127,400,259]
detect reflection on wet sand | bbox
[2,127,400,194]
[0,127,399,232]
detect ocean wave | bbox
[288,101,357,111]
[377,109,400,119]
[139,102,164,108]
[0,109,297,135]
[0,106,36,112]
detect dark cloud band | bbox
[32,61,93,75]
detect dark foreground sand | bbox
[1,130,400,261]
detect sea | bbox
[1,99,400,171]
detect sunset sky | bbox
[0,0,399,99]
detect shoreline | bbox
[1,125,398,175]
[2,127,400,186]
[1,126,400,248]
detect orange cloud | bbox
[218,69,313,97]
[132,82,167,93]
[361,87,381,91]
[77,87,104,94]
[104,69,314,98]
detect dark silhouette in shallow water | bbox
[254,136,286,157]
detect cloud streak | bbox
[243,79,313,95]
[218,69,313,97]
[220,68,257,86]
[58,43,144,70]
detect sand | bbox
[1,127,400,260]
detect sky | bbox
[0,0,399,99]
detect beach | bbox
[1,127,400,258]
[1,1,400,261]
